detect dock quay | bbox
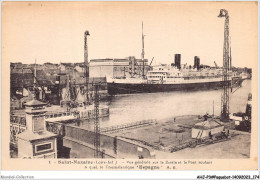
[168,131,231,153]
[63,124,155,159]
[10,109,250,159]
[111,115,250,158]
[10,110,156,159]
[154,130,251,159]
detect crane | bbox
[218,9,230,122]
[214,61,218,68]
[93,83,101,158]
[150,57,154,66]
[84,30,90,105]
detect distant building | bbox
[10,67,55,104]
[89,56,149,78]
[60,63,74,72]
[43,62,59,69]
[89,58,114,78]
[74,64,85,74]
[10,62,28,69]
[27,63,43,69]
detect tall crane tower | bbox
[93,83,100,158]
[84,30,90,105]
[218,9,230,122]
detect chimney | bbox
[174,54,181,69]
[194,56,200,70]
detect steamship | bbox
[107,57,246,95]
[106,22,246,95]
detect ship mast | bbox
[34,59,37,90]
[229,36,232,71]
[59,61,61,102]
[141,21,145,79]
[33,59,37,98]
[22,66,24,97]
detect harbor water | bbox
[75,80,251,129]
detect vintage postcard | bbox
[1,1,258,172]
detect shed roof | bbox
[11,69,54,88]
[17,130,57,142]
[25,99,46,106]
[193,119,223,130]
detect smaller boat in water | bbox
[229,93,251,132]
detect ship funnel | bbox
[194,56,200,70]
[174,54,181,69]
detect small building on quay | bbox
[17,98,58,159]
[192,119,225,139]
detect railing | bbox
[101,119,156,134]
[169,131,231,152]
[10,116,26,126]
[10,116,27,146]
[45,111,75,119]
[10,115,67,147]
[63,124,153,159]
[65,125,95,144]
[79,107,109,119]
[46,121,65,136]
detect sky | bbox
[2,1,258,68]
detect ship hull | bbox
[107,78,245,95]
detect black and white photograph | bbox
[2,1,258,172]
